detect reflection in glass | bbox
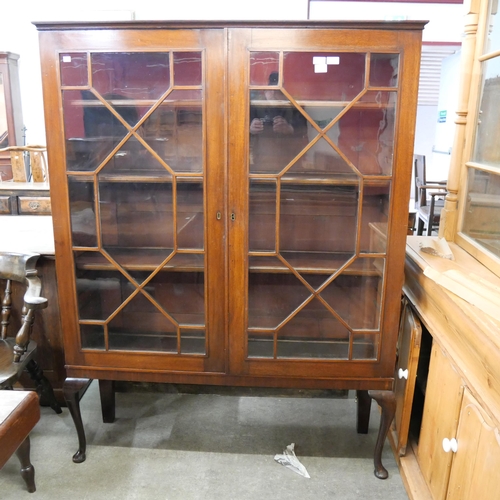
[177,181,204,249]
[248,271,311,329]
[277,297,350,359]
[336,95,395,175]
[99,135,172,178]
[472,57,500,168]
[80,324,105,350]
[141,90,203,173]
[91,52,170,100]
[462,168,500,257]
[74,259,135,321]
[249,180,276,252]
[360,181,391,253]
[181,329,206,355]
[63,90,130,172]
[145,270,205,326]
[250,52,280,85]
[99,182,174,269]
[248,332,274,358]
[108,292,177,352]
[69,177,97,247]
[249,89,309,174]
[174,52,202,86]
[352,333,379,360]
[369,54,399,87]
[283,52,365,102]
[320,257,384,330]
[279,184,358,254]
[60,53,88,87]
[283,138,357,181]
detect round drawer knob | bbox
[28,201,41,210]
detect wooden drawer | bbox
[18,196,51,215]
[0,195,13,214]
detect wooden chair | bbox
[0,145,48,183]
[0,390,40,492]
[414,154,447,235]
[0,252,62,414]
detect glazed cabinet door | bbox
[227,27,422,382]
[39,28,226,374]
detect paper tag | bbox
[62,55,72,63]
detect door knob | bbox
[442,438,458,453]
[398,368,408,380]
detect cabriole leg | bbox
[368,390,396,479]
[63,377,92,463]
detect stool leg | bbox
[16,435,36,493]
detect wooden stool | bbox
[0,390,40,492]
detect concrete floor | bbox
[0,382,409,499]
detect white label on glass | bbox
[313,56,326,65]
[327,56,340,65]
[314,63,328,73]
[62,55,72,63]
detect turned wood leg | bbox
[368,390,396,480]
[26,359,62,414]
[356,389,372,434]
[15,436,36,493]
[63,377,92,463]
[98,379,116,423]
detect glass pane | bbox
[352,333,379,360]
[63,90,130,172]
[69,176,97,247]
[98,135,172,179]
[108,292,177,352]
[336,93,396,175]
[248,269,311,329]
[91,52,170,101]
[279,184,358,254]
[283,52,365,101]
[250,52,280,85]
[99,181,174,270]
[181,329,206,355]
[247,332,274,358]
[360,181,391,253]
[250,89,309,174]
[177,180,204,249]
[145,270,205,326]
[472,56,500,168]
[80,324,105,350]
[174,52,202,86]
[462,168,500,257]
[249,180,276,252]
[60,53,88,86]
[76,269,122,320]
[141,90,203,173]
[276,297,350,359]
[320,257,384,330]
[369,54,399,87]
[282,137,358,182]
[485,3,500,54]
